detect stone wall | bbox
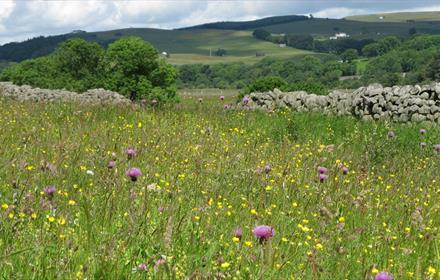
[0,82,131,105]
[245,83,440,123]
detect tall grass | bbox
[0,97,439,279]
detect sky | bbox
[1,0,440,45]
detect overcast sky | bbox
[1,0,440,45]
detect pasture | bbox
[0,94,439,279]
[346,12,440,22]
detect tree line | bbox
[0,37,178,103]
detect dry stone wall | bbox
[0,82,131,105]
[246,83,440,123]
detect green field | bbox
[0,95,439,279]
[97,29,312,64]
[346,11,440,22]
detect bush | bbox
[1,37,178,104]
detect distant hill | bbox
[3,13,440,64]
[180,15,310,30]
[346,11,440,22]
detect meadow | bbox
[346,12,440,23]
[0,93,439,279]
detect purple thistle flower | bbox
[108,160,116,169]
[252,225,274,241]
[233,227,243,238]
[125,148,136,159]
[319,173,328,183]
[137,263,147,271]
[44,186,56,198]
[242,96,250,105]
[224,104,231,110]
[420,128,427,135]
[158,206,165,213]
[342,167,349,175]
[154,258,166,271]
[220,95,225,101]
[318,166,328,174]
[126,167,142,182]
[375,271,393,280]
[264,164,272,174]
[434,144,440,151]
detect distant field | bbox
[97,29,312,60]
[346,11,440,22]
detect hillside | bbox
[0,28,311,65]
[3,13,440,65]
[346,11,440,22]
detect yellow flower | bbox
[427,266,436,274]
[48,216,55,223]
[244,241,253,247]
[58,218,66,225]
[1,203,9,209]
[232,237,240,243]
[221,262,230,269]
[68,200,76,206]
[371,268,379,274]
[8,213,14,219]
[31,213,37,219]
[338,217,345,223]
[250,209,257,215]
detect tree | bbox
[102,37,177,102]
[285,34,314,50]
[253,29,271,41]
[424,53,440,81]
[362,43,380,57]
[341,49,358,62]
[215,48,227,56]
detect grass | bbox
[97,29,312,64]
[346,11,440,22]
[0,94,439,279]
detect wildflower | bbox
[221,262,230,269]
[125,148,136,159]
[420,142,427,148]
[86,170,94,176]
[242,96,250,105]
[1,203,8,210]
[108,160,116,169]
[44,186,56,199]
[264,164,272,174]
[434,144,440,151]
[387,131,395,139]
[154,258,166,271]
[126,168,142,182]
[224,104,231,110]
[375,271,393,280]
[319,173,328,183]
[252,225,274,241]
[138,263,147,271]
[233,227,243,239]
[68,200,76,206]
[318,166,327,174]
[420,128,427,135]
[342,167,349,175]
[220,95,225,101]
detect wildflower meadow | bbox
[0,95,439,279]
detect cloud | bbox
[0,0,440,45]
[313,7,369,19]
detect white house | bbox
[329,32,349,40]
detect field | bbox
[346,12,440,22]
[99,29,312,65]
[0,94,440,279]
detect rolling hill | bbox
[2,12,440,65]
[346,11,440,22]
